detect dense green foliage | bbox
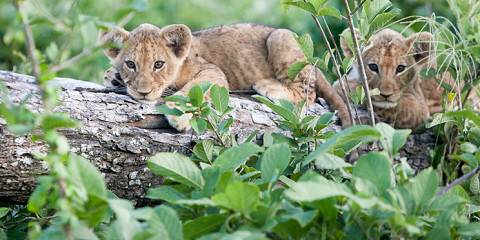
[0,0,480,239]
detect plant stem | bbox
[342,0,376,126]
[438,165,480,196]
[13,0,40,81]
[310,15,356,125]
[207,116,228,147]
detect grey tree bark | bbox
[0,70,433,205]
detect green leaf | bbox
[261,143,291,182]
[183,214,228,239]
[213,143,262,172]
[282,1,316,15]
[296,33,314,59]
[369,11,399,34]
[189,85,204,107]
[314,153,351,170]
[409,168,438,212]
[457,223,480,237]
[212,181,260,216]
[352,152,392,193]
[148,153,205,189]
[69,154,107,197]
[254,95,299,124]
[210,85,229,113]
[108,199,142,240]
[27,176,53,213]
[285,174,352,202]
[193,140,214,163]
[154,205,183,240]
[147,186,186,202]
[287,61,308,80]
[0,208,9,219]
[447,110,480,126]
[305,125,381,164]
[316,6,342,19]
[375,122,411,157]
[190,118,207,134]
[157,104,184,116]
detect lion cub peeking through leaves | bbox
[100,23,350,131]
[335,28,471,129]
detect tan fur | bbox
[100,23,350,131]
[336,28,465,129]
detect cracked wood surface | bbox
[0,70,433,205]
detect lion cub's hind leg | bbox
[253,29,317,103]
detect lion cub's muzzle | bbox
[371,92,399,109]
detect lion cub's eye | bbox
[154,61,165,70]
[368,63,379,73]
[396,65,406,74]
[125,61,136,70]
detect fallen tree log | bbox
[0,70,433,205]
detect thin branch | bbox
[342,0,376,126]
[13,0,40,81]
[310,15,356,125]
[350,0,368,17]
[438,165,480,196]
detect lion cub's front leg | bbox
[166,64,229,132]
[103,66,125,88]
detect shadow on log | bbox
[0,70,434,205]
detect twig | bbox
[342,0,376,126]
[13,1,40,81]
[310,15,356,125]
[438,165,480,196]
[350,0,368,17]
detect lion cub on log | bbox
[100,23,350,131]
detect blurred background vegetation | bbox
[0,0,451,83]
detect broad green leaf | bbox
[148,153,205,189]
[27,176,53,213]
[212,181,260,216]
[287,61,308,80]
[254,95,299,124]
[369,11,399,34]
[183,214,228,239]
[68,154,107,197]
[193,139,214,163]
[458,223,480,237]
[108,199,142,240]
[305,125,381,164]
[409,168,438,212]
[210,85,229,113]
[316,6,342,19]
[261,143,291,182]
[446,110,480,126]
[352,152,392,193]
[285,174,352,202]
[0,208,9,219]
[189,85,204,107]
[296,33,314,59]
[157,104,184,116]
[154,205,183,240]
[147,186,186,202]
[213,143,262,172]
[375,122,411,157]
[282,1,316,15]
[190,118,207,134]
[41,113,78,131]
[314,153,351,170]
[198,230,268,240]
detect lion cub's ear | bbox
[340,28,361,58]
[405,32,434,64]
[99,27,130,60]
[161,24,193,59]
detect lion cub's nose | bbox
[380,92,393,99]
[137,89,152,96]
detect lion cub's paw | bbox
[252,80,291,102]
[166,112,193,132]
[103,67,125,88]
